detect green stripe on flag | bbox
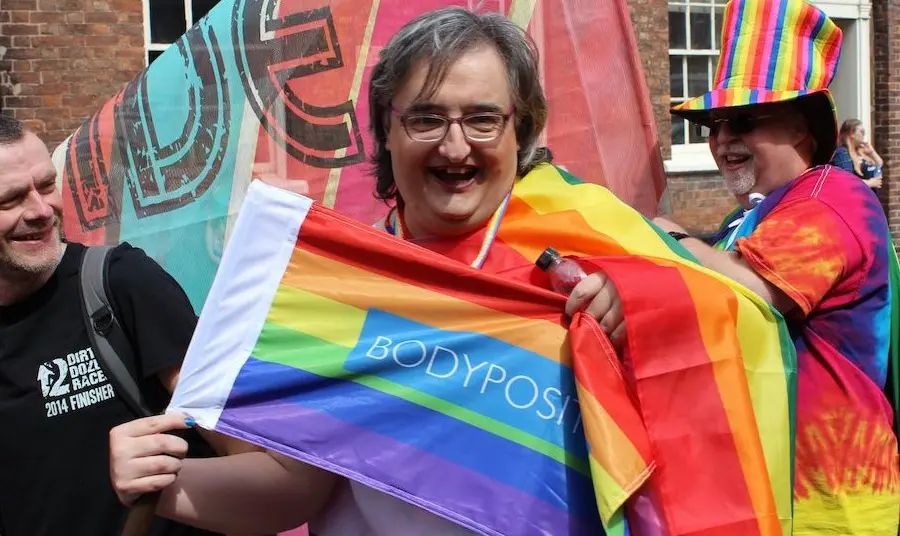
[252,321,590,475]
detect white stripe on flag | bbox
[168,181,313,429]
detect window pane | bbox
[715,7,725,50]
[149,0,187,43]
[671,117,686,146]
[148,49,165,66]
[670,56,685,99]
[690,6,712,50]
[192,0,220,23]
[689,121,707,143]
[669,5,686,49]
[687,55,710,97]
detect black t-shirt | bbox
[0,242,219,536]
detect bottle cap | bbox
[535,247,561,271]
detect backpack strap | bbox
[78,245,151,418]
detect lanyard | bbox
[387,191,512,270]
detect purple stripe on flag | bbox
[216,397,596,536]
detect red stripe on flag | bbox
[585,256,761,535]
[570,312,654,479]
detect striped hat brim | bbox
[671,87,830,123]
[671,89,837,165]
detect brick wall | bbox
[872,0,900,241]
[0,0,144,149]
[626,0,734,232]
[627,0,671,161]
[666,171,733,235]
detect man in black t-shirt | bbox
[0,116,235,534]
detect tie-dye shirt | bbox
[734,166,899,535]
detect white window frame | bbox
[666,0,726,173]
[143,0,214,66]
[665,0,873,173]
[814,1,872,133]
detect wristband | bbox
[667,231,691,242]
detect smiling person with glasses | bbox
[654,1,900,534]
[104,7,630,535]
[368,17,549,243]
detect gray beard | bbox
[725,168,756,196]
[0,231,64,277]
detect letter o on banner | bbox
[505,375,540,409]
[392,340,428,368]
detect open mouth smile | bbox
[427,166,480,191]
[10,226,53,245]
[721,153,751,170]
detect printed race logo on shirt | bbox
[37,346,116,418]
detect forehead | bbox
[394,46,511,108]
[0,133,54,187]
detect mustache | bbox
[11,216,61,238]
[717,145,751,157]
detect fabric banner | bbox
[51,0,666,312]
[169,165,797,535]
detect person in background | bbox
[832,118,884,189]
[0,114,248,536]
[653,1,899,534]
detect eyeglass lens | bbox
[404,113,505,142]
[695,114,757,138]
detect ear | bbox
[791,124,817,163]
[788,117,811,147]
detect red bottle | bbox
[535,247,587,295]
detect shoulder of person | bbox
[103,243,195,314]
[105,242,172,284]
[774,166,879,216]
[97,242,198,377]
[793,165,864,191]
[784,167,886,231]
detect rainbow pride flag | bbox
[169,165,797,535]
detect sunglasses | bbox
[692,114,776,139]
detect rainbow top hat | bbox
[671,0,843,165]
